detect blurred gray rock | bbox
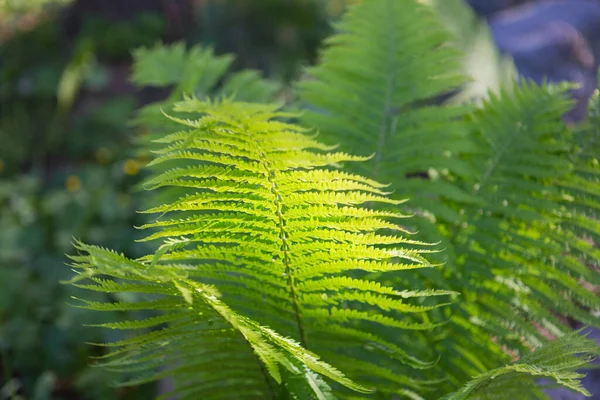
[488,0,600,122]
[491,1,600,56]
[465,0,526,18]
[465,0,600,18]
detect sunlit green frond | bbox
[442,330,600,400]
[140,98,454,393]
[67,98,455,398]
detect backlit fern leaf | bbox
[66,98,455,398]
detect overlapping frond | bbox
[298,0,474,217]
[442,330,600,400]
[67,99,456,398]
[66,242,358,400]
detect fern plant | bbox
[298,0,600,395]
[65,96,600,399]
[66,95,600,400]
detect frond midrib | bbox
[250,126,308,348]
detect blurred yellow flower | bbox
[123,159,140,176]
[65,175,81,192]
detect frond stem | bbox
[269,174,308,347]
[253,140,308,348]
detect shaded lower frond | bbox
[441,330,600,400]
[422,83,600,393]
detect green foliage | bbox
[298,0,600,396]
[442,330,600,400]
[0,169,147,399]
[0,10,160,398]
[131,42,282,136]
[66,98,456,398]
[195,0,332,82]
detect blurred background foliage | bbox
[0,0,520,399]
[0,1,337,398]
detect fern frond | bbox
[131,42,281,135]
[442,330,600,400]
[140,98,453,390]
[454,81,600,334]
[67,98,456,397]
[67,241,366,399]
[425,82,600,395]
[298,0,472,211]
